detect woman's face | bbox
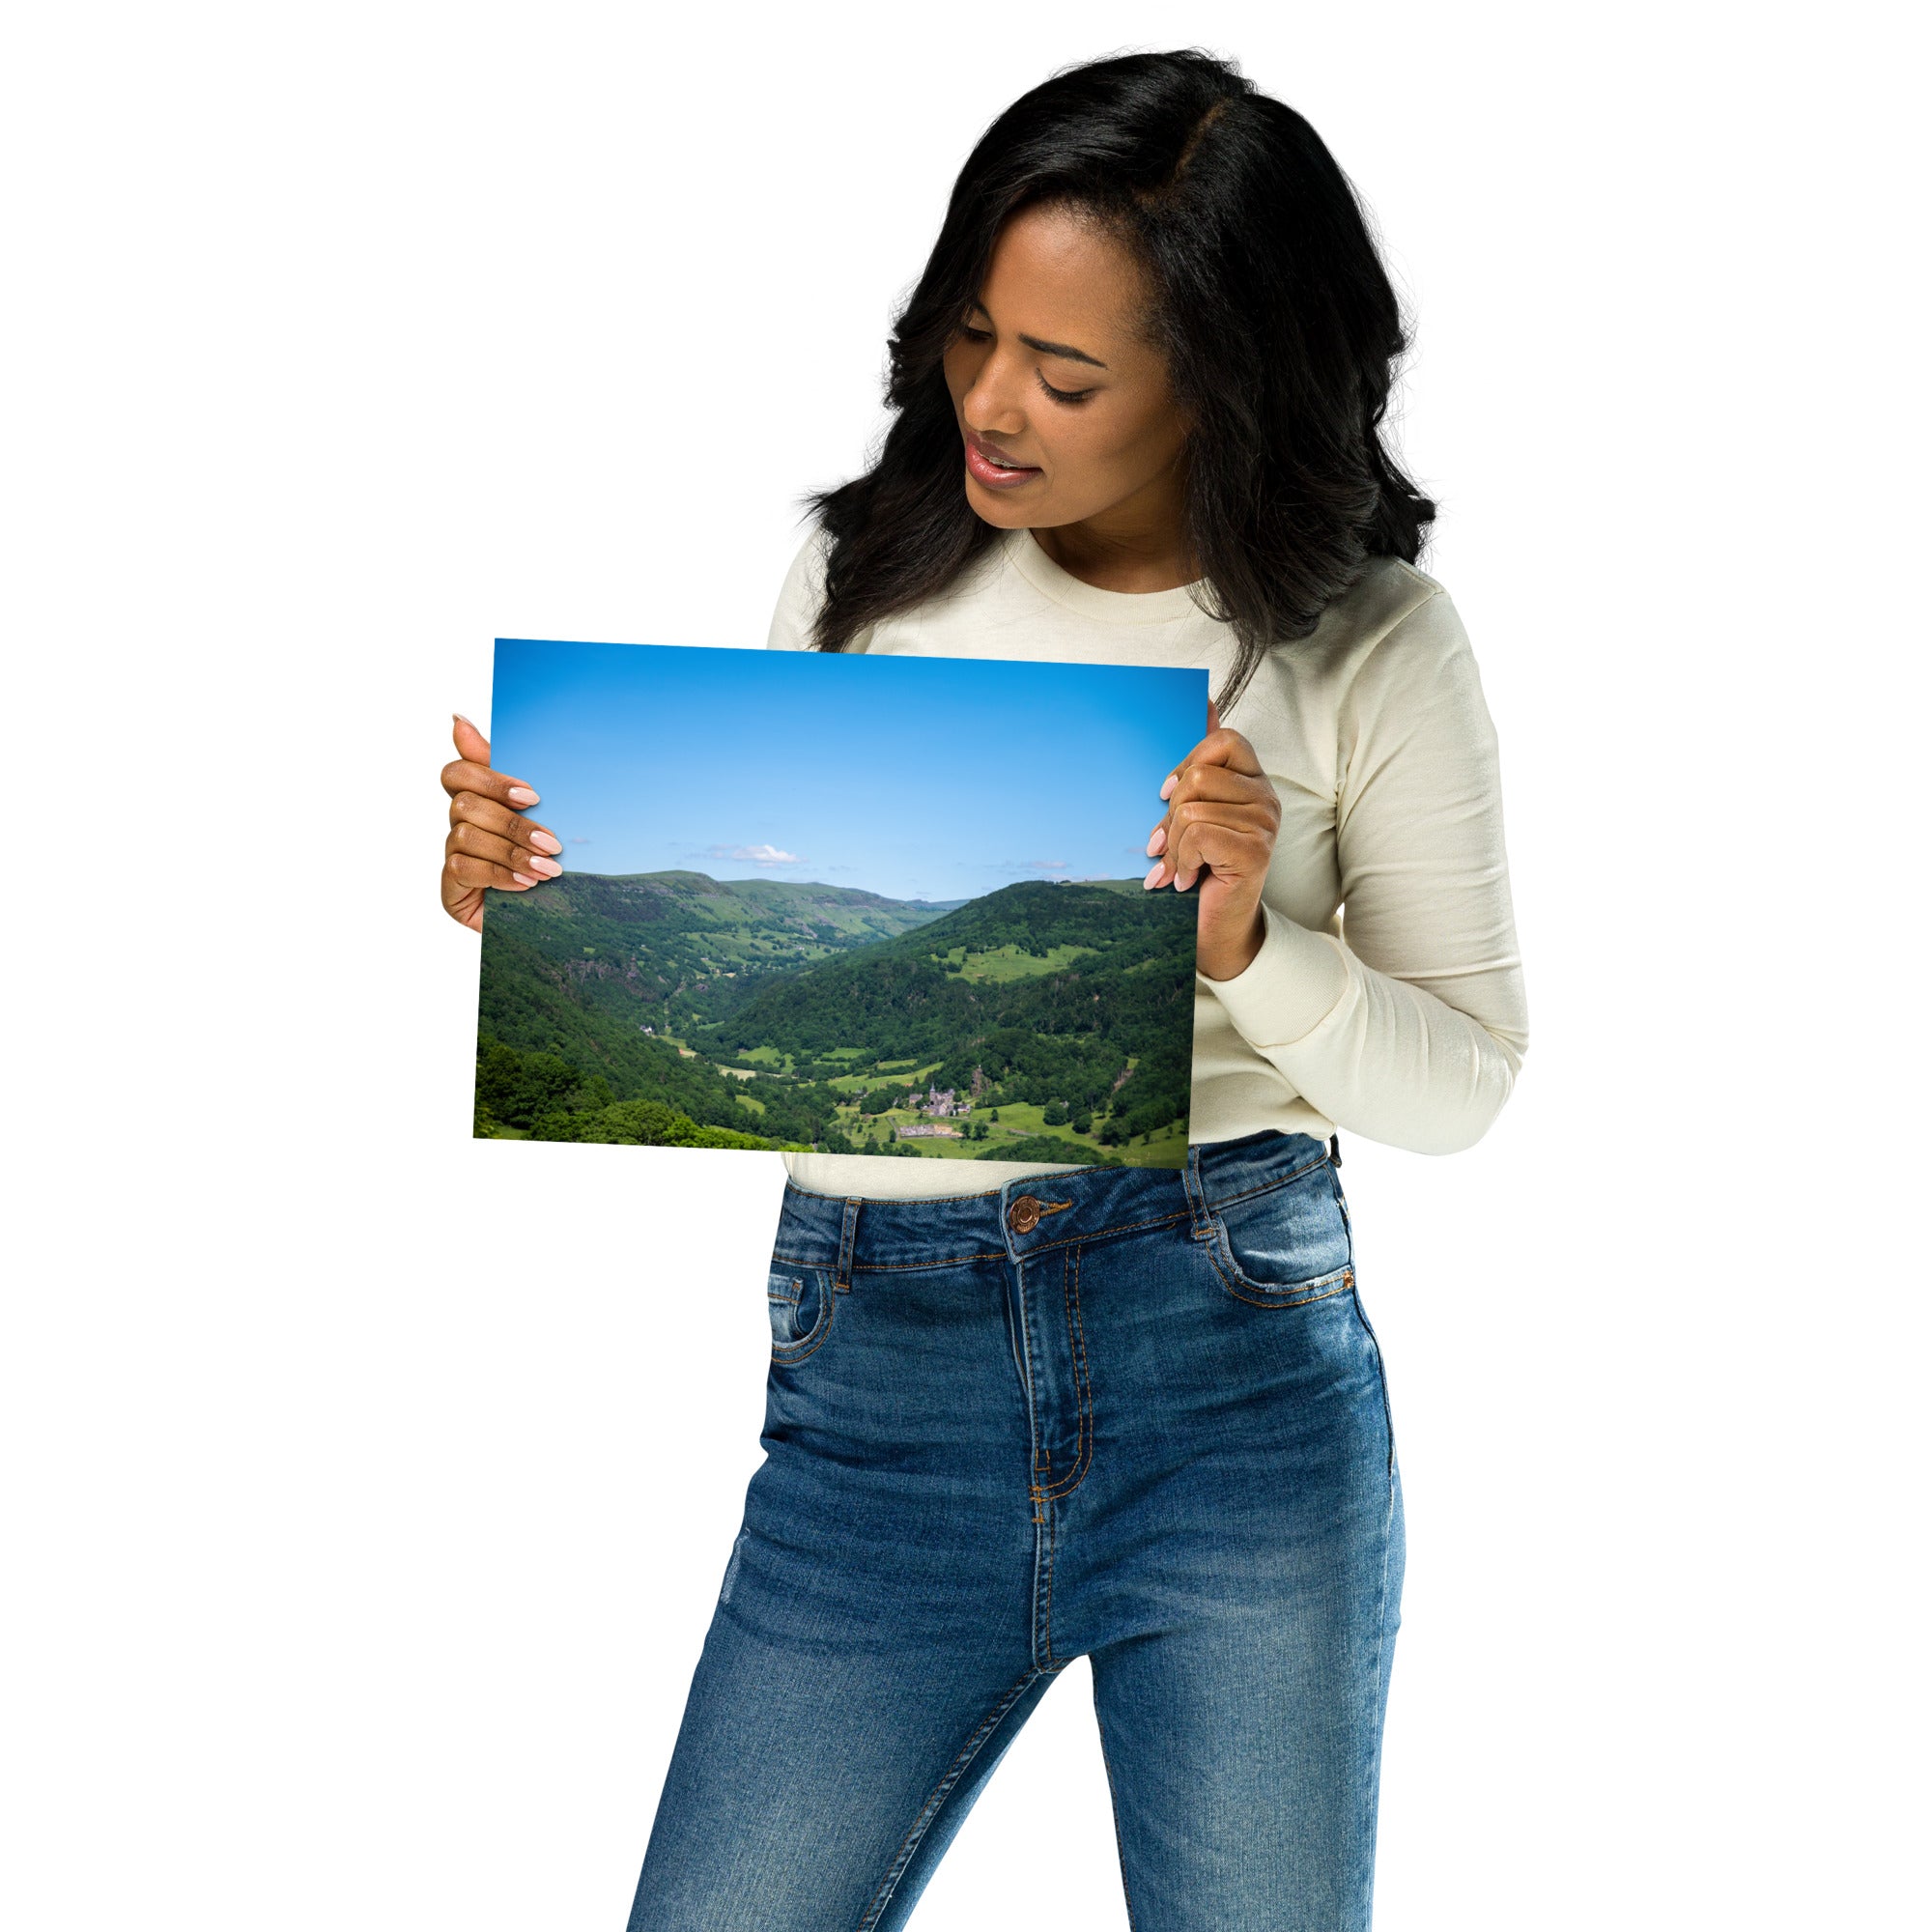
[940,203,1190,538]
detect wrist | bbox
[1196,906,1266,981]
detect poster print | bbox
[474,639,1207,1168]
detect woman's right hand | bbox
[440,714,563,932]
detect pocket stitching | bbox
[771,1265,837,1364]
[1203,1211,1355,1308]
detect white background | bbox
[5,3,1924,1926]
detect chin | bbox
[963,482,1038,528]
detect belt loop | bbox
[1181,1145,1211,1240]
[836,1197,864,1291]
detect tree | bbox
[475,1038,583,1129]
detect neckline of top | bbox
[1005,527,1209,626]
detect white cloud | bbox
[705,841,802,866]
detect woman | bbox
[442,50,1527,1931]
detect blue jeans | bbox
[626,1130,1405,1930]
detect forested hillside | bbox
[475,870,1196,1163]
[484,869,960,1026]
[697,882,1194,1141]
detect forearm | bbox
[1204,901,1527,1154]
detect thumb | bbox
[1206,696,1222,735]
[452,711,492,765]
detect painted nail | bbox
[1159,774,1177,800]
[527,855,562,877]
[1143,862,1165,890]
[1146,826,1167,858]
[528,830,562,855]
[512,871,539,887]
[454,711,474,725]
[506,786,539,806]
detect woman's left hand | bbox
[1144,698,1281,980]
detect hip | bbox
[759,1128,1391,1483]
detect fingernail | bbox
[527,855,562,877]
[1146,827,1167,857]
[528,831,562,855]
[507,786,539,805]
[512,871,538,887]
[1159,774,1177,800]
[454,711,474,725]
[1143,863,1164,890]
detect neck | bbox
[1027,472,1197,593]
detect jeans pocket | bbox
[1207,1158,1355,1308]
[767,1264,837,1364]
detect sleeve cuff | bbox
[1199,901,1350,1050]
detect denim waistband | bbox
[774,1130,1333,1279]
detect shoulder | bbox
[1312,558,1492,733]
[1321,560,1501,777]
[764,522,837,652]
[1228,554,1477,728]
[1315,555,1469,680]
[765,521,1021,656]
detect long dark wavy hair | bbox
[804,48,1435,711]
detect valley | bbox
[474,870,1196,1166]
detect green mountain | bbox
[697,882,1194,1126]
[475,870,1195,1162]
[485,868,962,1005]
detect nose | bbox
[960,349,1028,438]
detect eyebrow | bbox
[968,301,1108,369]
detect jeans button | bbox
[1008,1195,1042,1234]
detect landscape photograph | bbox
[474,638,1208,1169]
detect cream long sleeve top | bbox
[766,523,1528,1201]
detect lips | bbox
[970,434,1035,469]
[963,432,1042,487]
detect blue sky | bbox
[489,639,1208,904]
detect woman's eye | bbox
[1037,373,1094,406]
[953,323,1090,404]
